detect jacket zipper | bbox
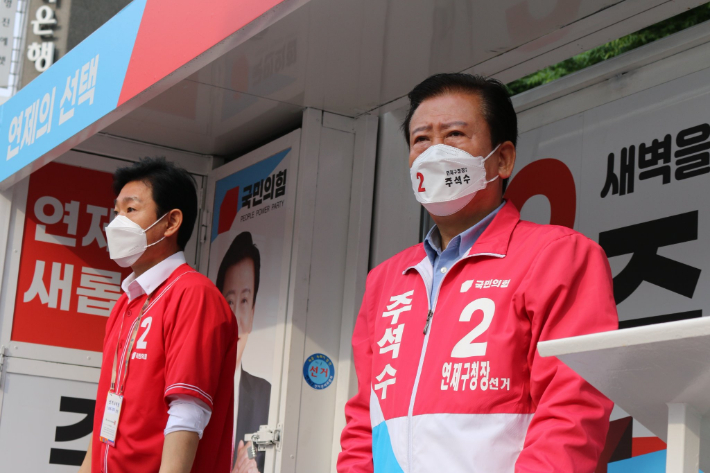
[423,310,433,334]
[406,251,505,473]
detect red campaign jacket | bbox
[338,201,618,473]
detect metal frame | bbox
[277,109,321,473]
[5,356,100,384]
[290,111,361,472]
[0,177,27,423]
[328,113,379,471]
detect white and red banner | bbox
[508,65,710,470]
[12,161,130,352]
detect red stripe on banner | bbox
[632,437,667,457]
[117,0,285,106]
[218,186,239,235]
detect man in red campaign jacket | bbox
[338,73,618,473]
[79,158,237,473]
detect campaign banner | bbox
[508,64,710,470]
[0,0,297,189]
[11,161,130,352]
[0,0,146,189]
[206,131,299,473]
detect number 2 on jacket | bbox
[451,298,495,358]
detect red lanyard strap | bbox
[110,297,150,394]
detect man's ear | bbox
[164,209,183,238]
[498,141,516,180]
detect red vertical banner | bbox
[11,162,130,352]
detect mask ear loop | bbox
[482,143,501,163]
[482,144,502,184]
[145,236,166,249]
[144,213,169,248]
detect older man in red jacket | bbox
[338,73,618,473]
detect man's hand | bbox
[77,440,91,473]
[232,440,260,473]
[159,431,199,473]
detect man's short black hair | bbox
[402,73,518,149]
[216,231,261,306]
[112,157,198,250]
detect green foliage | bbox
[507,3,710,95]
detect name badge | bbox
[99,392,123,446]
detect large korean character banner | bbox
[11,161,130,352]
[507,67,710,471]
[205,131,299,473]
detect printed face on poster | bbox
[11,161,130,352]
[206,131,299,471]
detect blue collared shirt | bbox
[423,202,505,305]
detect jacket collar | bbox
[403,200,520,273]
[465,200,519,258]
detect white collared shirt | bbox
[121,251,188,301]
[121,251,213,438]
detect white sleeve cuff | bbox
[165,393,212,439]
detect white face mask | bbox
[105,213,168,268]
[410,144,500,217]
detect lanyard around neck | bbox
[110,296,150,395]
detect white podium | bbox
[538,317,710,473]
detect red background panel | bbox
[118,0,285,106]
[632,437,667,457]
[11,162,131,352]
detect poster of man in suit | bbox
[217,231,271,472]
[206,133,300,473]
